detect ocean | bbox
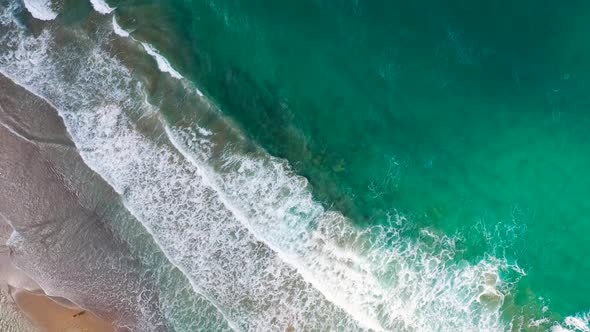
[1,0,589,330]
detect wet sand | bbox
[0,214,113,332]
[0,72,116,331]
[0,73,166,330]
[13,289,113,332]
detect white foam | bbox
[0,5,521,330]
[559,311,590,332]
[142,43,183,79]
[171,127,523,330]
[0,10,362,330]
[197,126,212,136]
[89,0,114,15]
[22,0,57,21]
[112,17,129,37]
[2,4,572,331]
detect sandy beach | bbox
[0,239,113,332]
[0,73,118,331]
[13,288,114,332]
[0,73,161,331]
[0,214,113,332]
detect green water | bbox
[110,0,590,324]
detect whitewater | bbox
[1,1,586,331]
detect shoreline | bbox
[0,72,130,331]
[12,288,114,332]
[0,238,114,332]
[0,208,113,331]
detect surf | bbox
[21,0,56,20]
[0,3,362,330]
[4,1,588,331]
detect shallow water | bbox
[110,0,590,323]
[2,0,590,331]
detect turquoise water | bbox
[3,0,590,330]
[111,0,590,320]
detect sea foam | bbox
[4,2,586,331]
[0,2,517,331]
[89,0,114,15]
[0,6,361,330]
[22,0,57,20]
[554,311,590,332]
[142,43,183,79]
[169,124,524,331]
[112,17,129,37]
